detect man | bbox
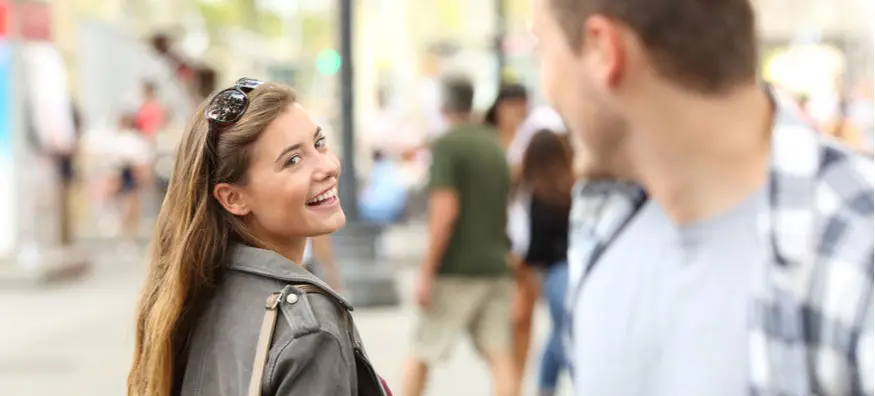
[402,76,517,396]
[530,0,873,395]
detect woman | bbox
[485,83,540,381]
[521,130,574,396]
[128,78,389,396]
[485,83,529,154]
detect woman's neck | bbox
[266,237,308,266]
[498,125,515,149]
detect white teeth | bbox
[307,187,337,204]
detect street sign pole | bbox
[338,0,358,221]
[333,0,399,307]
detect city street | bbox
[0,237,571,396]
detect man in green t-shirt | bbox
[402,76,516,396]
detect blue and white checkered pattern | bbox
[567,91,874,395]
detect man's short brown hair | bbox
[550,0,759,93]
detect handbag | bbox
[247,284,389,396]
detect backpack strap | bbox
[247,284,356,396]
[248,285,385,396]
[248,292,282,396]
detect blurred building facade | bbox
[41,0,873,131]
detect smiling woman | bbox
[128,79,389,396]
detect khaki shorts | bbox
[412,276,514,364]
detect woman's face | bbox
[214,103,346,243]
[498,98,529,130]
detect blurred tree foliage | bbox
[195,0,331,48]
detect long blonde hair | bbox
[127,83,298,396]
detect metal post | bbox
[331,0,399,308]
[338,0,358,221]
[495,0,507,81]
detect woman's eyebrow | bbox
[274,143,302,163]
[273,126,324,164]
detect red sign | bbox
[0,1,8,38]
[18,1,51,41]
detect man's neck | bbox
[624,85,773,224]
[446,113,473,127]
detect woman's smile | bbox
[306,185,340,209]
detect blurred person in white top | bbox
[113,113,152,242]
[485,83,541,383]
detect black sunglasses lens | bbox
[235,78,264,93]
[206,89,248,123]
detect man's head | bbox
[441,76,475,122]
[531,0,759,164]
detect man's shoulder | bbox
[434,125,503,155]
[818,137,875,198]
[815,137,873,220]
[812,138,873,264]
[436,124,495,141]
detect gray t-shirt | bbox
[572,187,767,396]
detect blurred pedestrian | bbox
[128,79,389,396]
[485,83,541,383]
[301,235,344,292]
[359,150,409,224]
[113,112,151,244]
[402,76,517,396]
[520,130,574,396]
[531,0,873,395]
[485,83,530,153]
[824,93,867,152]
[57,102,83,245]
[135,80,166,141]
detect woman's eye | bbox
[286,155,301,167]
[315,136,327,149]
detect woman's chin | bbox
[315,210,346,234]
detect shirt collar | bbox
[226,243,354,311]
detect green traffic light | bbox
[316,50,342,75]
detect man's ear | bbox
[213,182,251,216]
[583,15,626,89]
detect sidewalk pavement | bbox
[0,229,571,396]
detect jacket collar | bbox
[225,243,354,311]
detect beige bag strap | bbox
[248,285,343,396]
[248,292,282,396]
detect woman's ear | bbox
[213,183,251,216]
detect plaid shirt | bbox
[567,91,874,396]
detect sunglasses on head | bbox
[204,77,265,126]
[203,78,264,182]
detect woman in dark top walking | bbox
[521,129,574,396]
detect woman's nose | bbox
[314,152,341,180]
